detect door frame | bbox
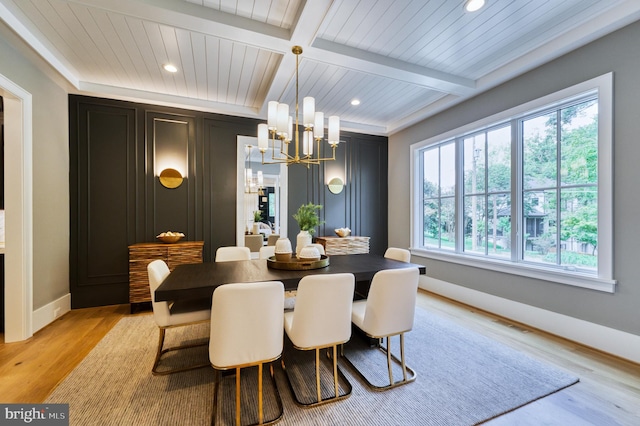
[0,72,33,342]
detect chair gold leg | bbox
[211,361,283,426]
[400,333,407,382]
[152,326,210,376]
[235,367,241,426]
[332,345,339,398]
[211,370,221,426]
[152,328,167,373]
[343,332,417,391]
[283,345,352,407]
[258,363,263,425]
[315,348,321,403]
[386,337,393,386]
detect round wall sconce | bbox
[328,177,344,194]
[159,168,183,189]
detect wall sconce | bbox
[159,168,184,189]
[327,177,344,194]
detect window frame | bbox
[410,73,615,293]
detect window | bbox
[411,74,614,292]
[422,141,455,250]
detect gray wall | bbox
[0,22,69,310]
[390,20,640,337]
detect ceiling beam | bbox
[310,39,476,96]
[256,0,335,117]
[65,0,292,51]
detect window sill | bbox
[410,248,616,293]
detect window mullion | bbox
[556,109,562,266]
[512,119,521,262]
[455,137,464,253]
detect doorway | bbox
[1,95,4,332]
[0,72,33,342]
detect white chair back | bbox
[362,268,419,336]
[384,247,411,263]
[215,246,251,262]
[147,259,172,327]
[259,245,276,259]
[210,281,284,368]
[287,273,354,349]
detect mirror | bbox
[328,177,344,194]
[236,136,288,245]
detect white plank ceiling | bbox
[1,0,639,135]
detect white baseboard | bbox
[32,293,71,333]
[420,277,640,364]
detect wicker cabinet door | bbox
[128,241,204,304]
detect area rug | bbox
[45,307,578,425]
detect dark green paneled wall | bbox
[69,95,388,308]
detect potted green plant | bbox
[293,203,324,256]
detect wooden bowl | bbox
[335,228,351,237]
[157,235,184,244]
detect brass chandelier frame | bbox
[257,46,340,168]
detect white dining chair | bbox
[147,259,210,375]
[384,247,411,263]
[343,267,419,390]
[209,281,284,426]
[215,246,251,262]
[283,273,355,406]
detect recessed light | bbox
[350,99,360,106]
[163,64,178,73]
[464,0,485,12]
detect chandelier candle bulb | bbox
[329,116,340,146]
[303,97,315,127]
[287,116,293,141]
[258,124,269,151]
[314,112,324,139]
[267,101,278,130]
[277,103,289,135]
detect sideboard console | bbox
[128,241,204,310]
[315,236,370,255]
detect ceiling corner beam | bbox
[0,1,80,88]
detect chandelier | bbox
[244,145,264,196]
[257,46,340,167]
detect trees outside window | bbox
[416,92,602,277]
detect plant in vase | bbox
[252,210,262,235]
[293,202,324,257]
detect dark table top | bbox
[155,253,426,302]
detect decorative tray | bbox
[267,255,329,270]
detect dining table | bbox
[155,253,426,302]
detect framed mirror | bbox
[236,136,288,245]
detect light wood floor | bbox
[1,291,639,425]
